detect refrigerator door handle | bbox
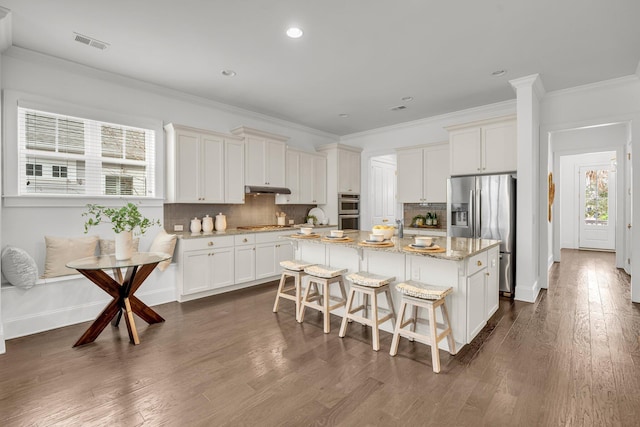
[476,189,481,239]
[469,190,475,236]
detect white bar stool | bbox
[389,280,456,373]
[299,265,348,333]
[272,260,316,322]
[339,272,396,351]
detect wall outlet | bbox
[174,224,184,232]
[289,219,294,225]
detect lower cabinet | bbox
[466,268,487,343]
[234,245,256,284]
[180,236,235,297]
[466,247,500,343]
[486,247,500,318]
[255,236,294,279]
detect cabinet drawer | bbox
[180,235,235,251]
[467,251,488,276]
[235,234,256,246]
[255,230,293,244]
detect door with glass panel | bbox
[579,165,616,250]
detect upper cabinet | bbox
[231,126,287,188]
[397,143,449,203]
[277,149,327,205]
[337,146,361,194]
[165,123,244,204]
[447,115,517,176]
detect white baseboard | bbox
[0,331,5,354]
[515,278,541,303]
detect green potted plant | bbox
[83,202,160,260]
[305,214,318,225]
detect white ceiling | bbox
[2,0,639,136]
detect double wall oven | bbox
[338,193,360,230]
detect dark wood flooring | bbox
[1,249,639,426]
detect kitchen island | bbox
[285,231,500,351]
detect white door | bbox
[370,157,396,226]
[579,165,616,250]
[625,145,632,274]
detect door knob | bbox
[628,224,632,229]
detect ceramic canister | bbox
[202,215,214,232]
[215,213,227,231]
[190,217,202,233]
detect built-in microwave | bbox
[338,214,360,230]
[338,193,360,214]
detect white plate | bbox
[409,243,439,250]
[326,235,346,239]
[308,207,326,223]
[363,240,388,245]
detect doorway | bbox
[578,163,616,250]
[369,155,397,227]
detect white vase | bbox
[115,230,133,260]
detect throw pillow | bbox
[43,235,99,278]
[149,229,177,272]
[99,238,140,256]
[1,246,39,289]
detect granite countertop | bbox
[404,226,447,233]
[176,224,337,239]
[284,230,499,261]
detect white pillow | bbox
[149,229,177,272]
[43,235,99,278]
[1,246,39,289]
[99,238,140,256]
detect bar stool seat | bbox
[272,260,316,322]
[299,265,348,333]
[339,272,396,351]
[390,280,456,373]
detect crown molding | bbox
[2,46,339,141]
[340,99,516,141]
[544,74,640,99]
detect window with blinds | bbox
[17,107,155,197]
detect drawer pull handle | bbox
[477,260,482,266]
[243,238,248,243]
[208,241,213,246]
[486,272,490,276]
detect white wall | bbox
[559,151,616,249]
[541,76,640,302]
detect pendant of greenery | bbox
[83,202,160,234]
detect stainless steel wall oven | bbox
[338,193,360,229]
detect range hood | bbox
[244,185,291,195]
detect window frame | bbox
[3,92,164,208]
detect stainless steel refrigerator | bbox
[447,174,516,294]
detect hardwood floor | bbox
[1,249,639,426]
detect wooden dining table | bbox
[66,252,171,347]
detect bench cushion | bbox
[149,229,177,271]
[43,235,99,278]
[1,246,39,289]
[395,280,453,300]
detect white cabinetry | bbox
[234,234,256,284]
[278,149,327,205]
[465,248,499,343]
[486,247,499,318]
[256,231,294,279]
[231,126,288,188]
[165,124,244,203]
[178,236,235,301]
[337,148,361,193]
[447,116,517,176]
[397,143,449,203]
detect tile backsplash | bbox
[164,195,317,231]
[402,203,447,229]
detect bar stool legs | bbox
[273,260,316,322]
[299,265,348,333]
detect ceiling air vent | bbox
[73,32,109,50]
[390,105,407,111]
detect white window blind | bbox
[17,107,155,197]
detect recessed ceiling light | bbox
[491,69,507,77]
[221,69,237,77]
[338,113,349,118]
[401,96,414,102]
[286,27,304,38]
[390,105,407,111]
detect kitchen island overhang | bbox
[284,231,501,352]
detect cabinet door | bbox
[201,133,224,203]
[396,148,424,203]
[298,152,314,203]
[466,268,487,343]
[424,145,450,203]
[245,137,266,186]
[225,140,245,203]
[175,130,201,203]
[486,248,500,318]
[255,242,278,279]
[338,149,360,193]
[482,120,517,174]
[313,155,327,204]
[234,245,256,283]
[211,247,235,289]
[265,140,286,187]
[182,250,212,295]
[450,128,482,176]
[275,241,295,274]
[284,150,301,204]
